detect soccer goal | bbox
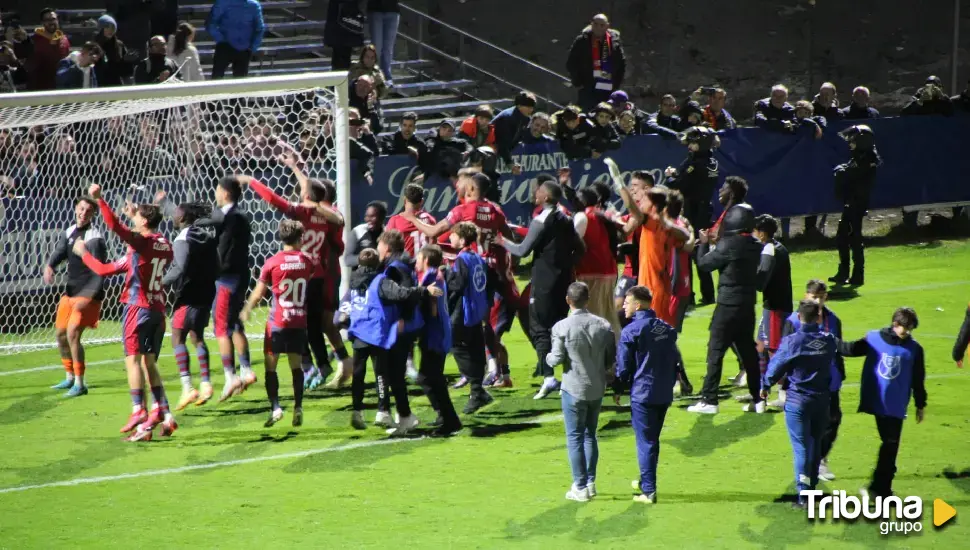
[0,72,352,354]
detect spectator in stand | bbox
[812,82,842,121]
[325,0,365,70]
[134,36,178,84]
[367,0,400,88]
[553,105,595,160]
[167,22,204,82]
[901,76,954,117]
[380,112,428,160]
[108,0,153,60]
[520,112,555,145]
[567,14,625,111]
[840,86,880,119]
[55,42,103,90]
[0,37,25,93]
[132,119,178,177]
[609,91,649,131]
[615,111,641,138]
[206,0,264,79]
[349,75,383,135]
[492,91,537,174]
[754,84,796,132]
[794,101,826,139]
[38,133,86,198]
[3,15,31,62]
[243,115,299,168]
[26,8,70,91]
[420,120,471,181]
[92,15,135,87]
[952,79,970,113]
[680,100,704,128]
[151,0,179,39]
[702,88,737,130]
[348,108,377,184]
[349,44,388,98]
[645,95,681,139]
[459,105,496,149]
[588,102,621,158]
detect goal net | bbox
[0,73,351,354]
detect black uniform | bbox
[503,206,584,377]
[47,223,108,300]
[832,136,880,285]
[666,151,719,303]
[696,205,764,405]
[162,224,218,335]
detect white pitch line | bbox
[0,438,420,495]
[0,354,173,377]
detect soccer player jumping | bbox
[72,184,176,442]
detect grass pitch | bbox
[1,239,969,549]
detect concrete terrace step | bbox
[61,17,314,38]
[382,93,465,108]
[198,43,321,58]
[196,35,322,50]
[383,99,514,118]
[389,79,474,96]
[55,2,311,20]
[202,59,430,79]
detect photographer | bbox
[829,125,880,287]
[901,76,954,117]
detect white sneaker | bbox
[374,411,395,428]
[487,357,499,375]
[768,389,787,408]
[565,485,590,502]
[405,363,419,383]
[734,393,754,402]
[673,381,682,397]
[533,377,561,400]
[687,401,719,414]
[742,400,766,414]
[587,482,596,497]
[264,407,284,427]
[732,371,747,387]
[818,459,836,482]
[386,414,419,436]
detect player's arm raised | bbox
[279,153,345,226]
[88,184,140,247]
[605,158,644,227]
[73,239,129,277]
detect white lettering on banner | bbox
[801,490,925,536]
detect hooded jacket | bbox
[27,28,70,91]
[206,0,265,52]
[162,224,218,307]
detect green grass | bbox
[1,241,969,549]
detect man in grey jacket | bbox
[546,282,616,502]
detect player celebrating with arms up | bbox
[72,184,176,442]
[240,220,315,428]
[44,197,108,397]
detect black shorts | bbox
[172,304,210,336]
[265,327,308,356]
[306,277,325,323]
[486,268,519,335]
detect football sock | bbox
[61,358,74,381]
[221,354,235,379]
[265,370,280,409]
[175,345,192,390]
[196,343,210,383]
[291,368,305,408]
[130,388,145,410]
[238,351,252,376]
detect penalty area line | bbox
[0,438,421,495]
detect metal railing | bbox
[398,3,571,111]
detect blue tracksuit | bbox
[206,0,265,52]
[763,323,836,495]
[615,309,678,495]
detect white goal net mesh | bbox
[0,80,347,354]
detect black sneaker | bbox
[463,391,494,414]
[427,415,444,428]
[432,422,462,437]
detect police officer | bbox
[839,307,926,498]
[687,202,765,414]
[665,126,720,304]
[830,125,880,287]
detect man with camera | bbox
[901,75,954,117]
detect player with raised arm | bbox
[240,220,315,428]
[241,155,351,390]
[44,197,108,397]
[72,184,176,442]
[401,169,517,388]
[160,201,218,409]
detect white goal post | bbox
[0,72,351,354]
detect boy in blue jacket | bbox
[415,244,462,436]
[781,280,845,482]
[762,299,837,508]
[447,222,494,414]
[839,307,926,498]
[614,286,678,504]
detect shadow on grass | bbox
[737,500,902,550]
[281,435,435,475]
[942,467,970,494]
[504,501,649,542]
[467,421,543,438]
[0,393,59,425]
[666,413,776,457]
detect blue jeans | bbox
[561,389,602,489]
[631,401,668,495]
[368,11,400,81]
[784,399,829,495]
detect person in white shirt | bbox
[167,22,204,82]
